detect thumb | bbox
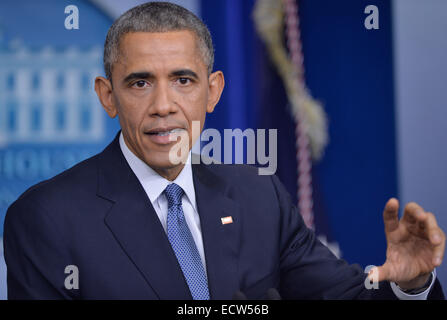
[368,265,389,283]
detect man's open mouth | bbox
[146,128,185,137]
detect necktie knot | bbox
[165,183,184,207]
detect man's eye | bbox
[177,78,191,85]
[132,80,149,88]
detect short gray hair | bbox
[103,1,214,80]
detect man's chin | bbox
[143,154,188,171]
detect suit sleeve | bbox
[3,197,75,300]
[271,175,445,300]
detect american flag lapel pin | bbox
[221,216,233,225]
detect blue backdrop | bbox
[0,0,117,298]
[0,0,118,237]
[201,0,396,268]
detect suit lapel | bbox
[97,134,191,299]
[97,135,242,299]
[193,163,242,299]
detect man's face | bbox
[95,31,224,178]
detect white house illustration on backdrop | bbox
[0,44,105,146]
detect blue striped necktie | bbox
[164,183,210,300]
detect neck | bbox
[119,132,190,182]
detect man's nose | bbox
[149,82,177,117]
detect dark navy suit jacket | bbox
[3,134,444,299]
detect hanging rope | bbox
[283,0,314,229]
[253,0,329,229]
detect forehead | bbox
[116,30,205,73]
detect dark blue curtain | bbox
[201,0,397,268]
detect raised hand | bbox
[371,198,445,290]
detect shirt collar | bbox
[119,132,196,210]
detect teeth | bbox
[155,128,183,136]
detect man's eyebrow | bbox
[123,72,154,83]
[170,69,199,79]
[122,69,199,83]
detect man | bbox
[3,2,445,299]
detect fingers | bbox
[424,212,445,267]
[402,203,445,267]
[383,198,399,233]
[402,202,425,225]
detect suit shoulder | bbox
[13,153,100,208]
[204,163,277,193]
[208,163,266,178]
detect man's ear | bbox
[95,76,118,118]
[206,71,225,113]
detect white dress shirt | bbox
[390,269,436,300]
[119,133,435,299]
[119,133,207,270]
